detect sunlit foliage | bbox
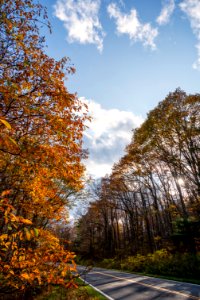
[0,0,88,295]
[76,90,200,262]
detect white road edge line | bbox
[92,271,200,300]
[80,276,114,300]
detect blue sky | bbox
[40,0,200,178]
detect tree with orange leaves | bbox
[0,0,88,296]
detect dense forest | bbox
[75,89,200,279]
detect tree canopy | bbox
[0,0,88,295]
[75,89,200,259]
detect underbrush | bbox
[96,250,200,282]
[0,279,107,300]
[34,278,107,300]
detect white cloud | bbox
[157,0,175,25]
[81,98,143,178]
[180,0,200,69]
[107,3,158,50]
[54,0,105,52]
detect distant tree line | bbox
[75,89,200,259]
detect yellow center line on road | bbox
[92,271,200,300]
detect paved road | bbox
[78,266,200,300]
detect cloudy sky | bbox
[41,0,200,178]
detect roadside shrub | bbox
[100,250,200,280]
[121,254,147,272]
[101,258,118,269]
[145,249,173,274]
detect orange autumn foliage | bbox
[0,0,87,294]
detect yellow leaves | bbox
[16,33,24,41]
[8,213,32,227]
[5,228,78,286]
[61,270,67,277]
[10,213,19,222]
[5,19,13,30]
[4,216,8,224]
[21,273,30,280]
[24,228,31,241]
[7,224,12,230]
[0,117,19,152]
[1,190,11,197]
[33,228,39,237]
[15,226,39,242]
[8,136,18,146]
[0,234,8,241]
[3,265,11,271]
[18,255,24,262]
[30,228,39,238]
[69,264,77,272]
[29,70,34,77]
[19,217,32,225]
[0,118,11,129]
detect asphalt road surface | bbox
[78,266,200,300]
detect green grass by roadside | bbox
[34,278,107,300]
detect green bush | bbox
[101,258,119,269]
[121,254,147,272]
[145,249,173,274]
[99,250,200,280]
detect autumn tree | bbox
[76,90,200,259]
[0,0,88,296]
